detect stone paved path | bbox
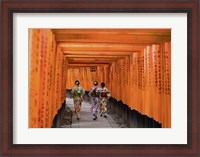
[65,98,120,128]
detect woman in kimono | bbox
[71,80,85,120]
[88,81,101,120]
[99,82,111,118]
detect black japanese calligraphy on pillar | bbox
[147,48,151,88]
[138,54,141,89]
[163,43,171,95]
[153,49,158,88]
[157,48,163,95]
[142,52,145,91]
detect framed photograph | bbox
[1,0,199,156]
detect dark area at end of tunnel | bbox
[52,90,161,128]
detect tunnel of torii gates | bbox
[29,29,171,128]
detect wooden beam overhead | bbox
[55,34,170,44]
[59,43,146,52]
[63,51,135,56]
[52,29,171,35]
[68,58,119,62]
[68,63,109,67]
[65,55,126,59]
[59,43,149,47]
[68,60,114,64]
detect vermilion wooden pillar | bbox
[29,29,66,128]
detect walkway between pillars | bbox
[65,98,120,128]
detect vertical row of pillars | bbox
[108,98,161,128]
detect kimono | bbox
[88,86,101,120]
[99,87,110,117]
[71,85,85,119]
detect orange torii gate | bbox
[29,29,171,128]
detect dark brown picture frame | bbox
[1,0,199,156]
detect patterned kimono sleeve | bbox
[97,87,101,95]
[99,88,102,98]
